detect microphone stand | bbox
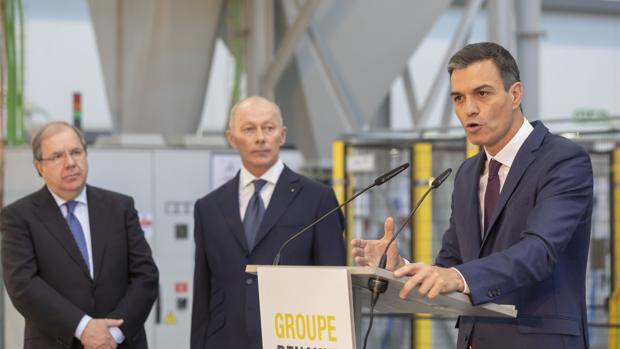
[367,186,434,304]
[362,168,452,349]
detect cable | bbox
[362,296,377,349]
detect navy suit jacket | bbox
[191,165,346,349]
[437,121,593,349]
[1,185,159,349]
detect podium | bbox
[246,265,516,349]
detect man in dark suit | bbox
[191,96,346,349]
[1,122,159,349]
[352,42,592,348]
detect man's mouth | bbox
[465,122,483,132]
[63,172,81,180]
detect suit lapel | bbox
[466,153,485,252]
[252,166,302,250]
[216,173,250,252]
[482,121,547,248]
[87,186,110,282]
[32,187,92,280]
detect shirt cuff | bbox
[75,315,92,340]
[451,267,470,294]
[109,326,125,344]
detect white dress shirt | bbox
[48,186,125,344]
[50,188,93,278]
[478,119,534,235]
[456,118,533,294]
[238,159,285,220]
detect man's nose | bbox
[255,128,265,142]
[64,151,77,166]
[464,98,479,117]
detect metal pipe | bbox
[280,0,357,132]
[17,0,24,141]
[114,0,123,132]
[248,0,274,96]
[516,0,543,119]
[487,0,515,51]
[229,0,245,107]
[402,66,420,126]
[4,0,19,145]
[420,0,484,127]
[261,0,320,96]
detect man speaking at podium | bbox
[352,42,593,349]
[191,96,346,349]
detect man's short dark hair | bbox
[31,121,87,161]
[448,42,521,91]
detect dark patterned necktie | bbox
[65,200,90,270]
[243,179,267,249]
[483,159,502,235]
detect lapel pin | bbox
[290,188,295,193]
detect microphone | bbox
[367,168,452,306]
[374,163,410,186]
[272,163,410,265]
[431,167,452,189]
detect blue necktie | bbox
[484,159,502,235]
[65,200,90,270]
[243,179,267,250]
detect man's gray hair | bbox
[31,121,87,161]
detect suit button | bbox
[246,278,254,285]
[487,290,494,298]
[464,335,469,343]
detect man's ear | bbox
[225,129,238,149]
[279,126,287,146]
[34,161,43,177]
[510,81,523,110]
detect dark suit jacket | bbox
[1,185,159,349]
[191,165,346,349]
[436,121,592,349]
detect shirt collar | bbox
[49,186,88,208]
[239,159,284,189]
[484,118,533,168]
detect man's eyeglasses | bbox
[39,148,85,164]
